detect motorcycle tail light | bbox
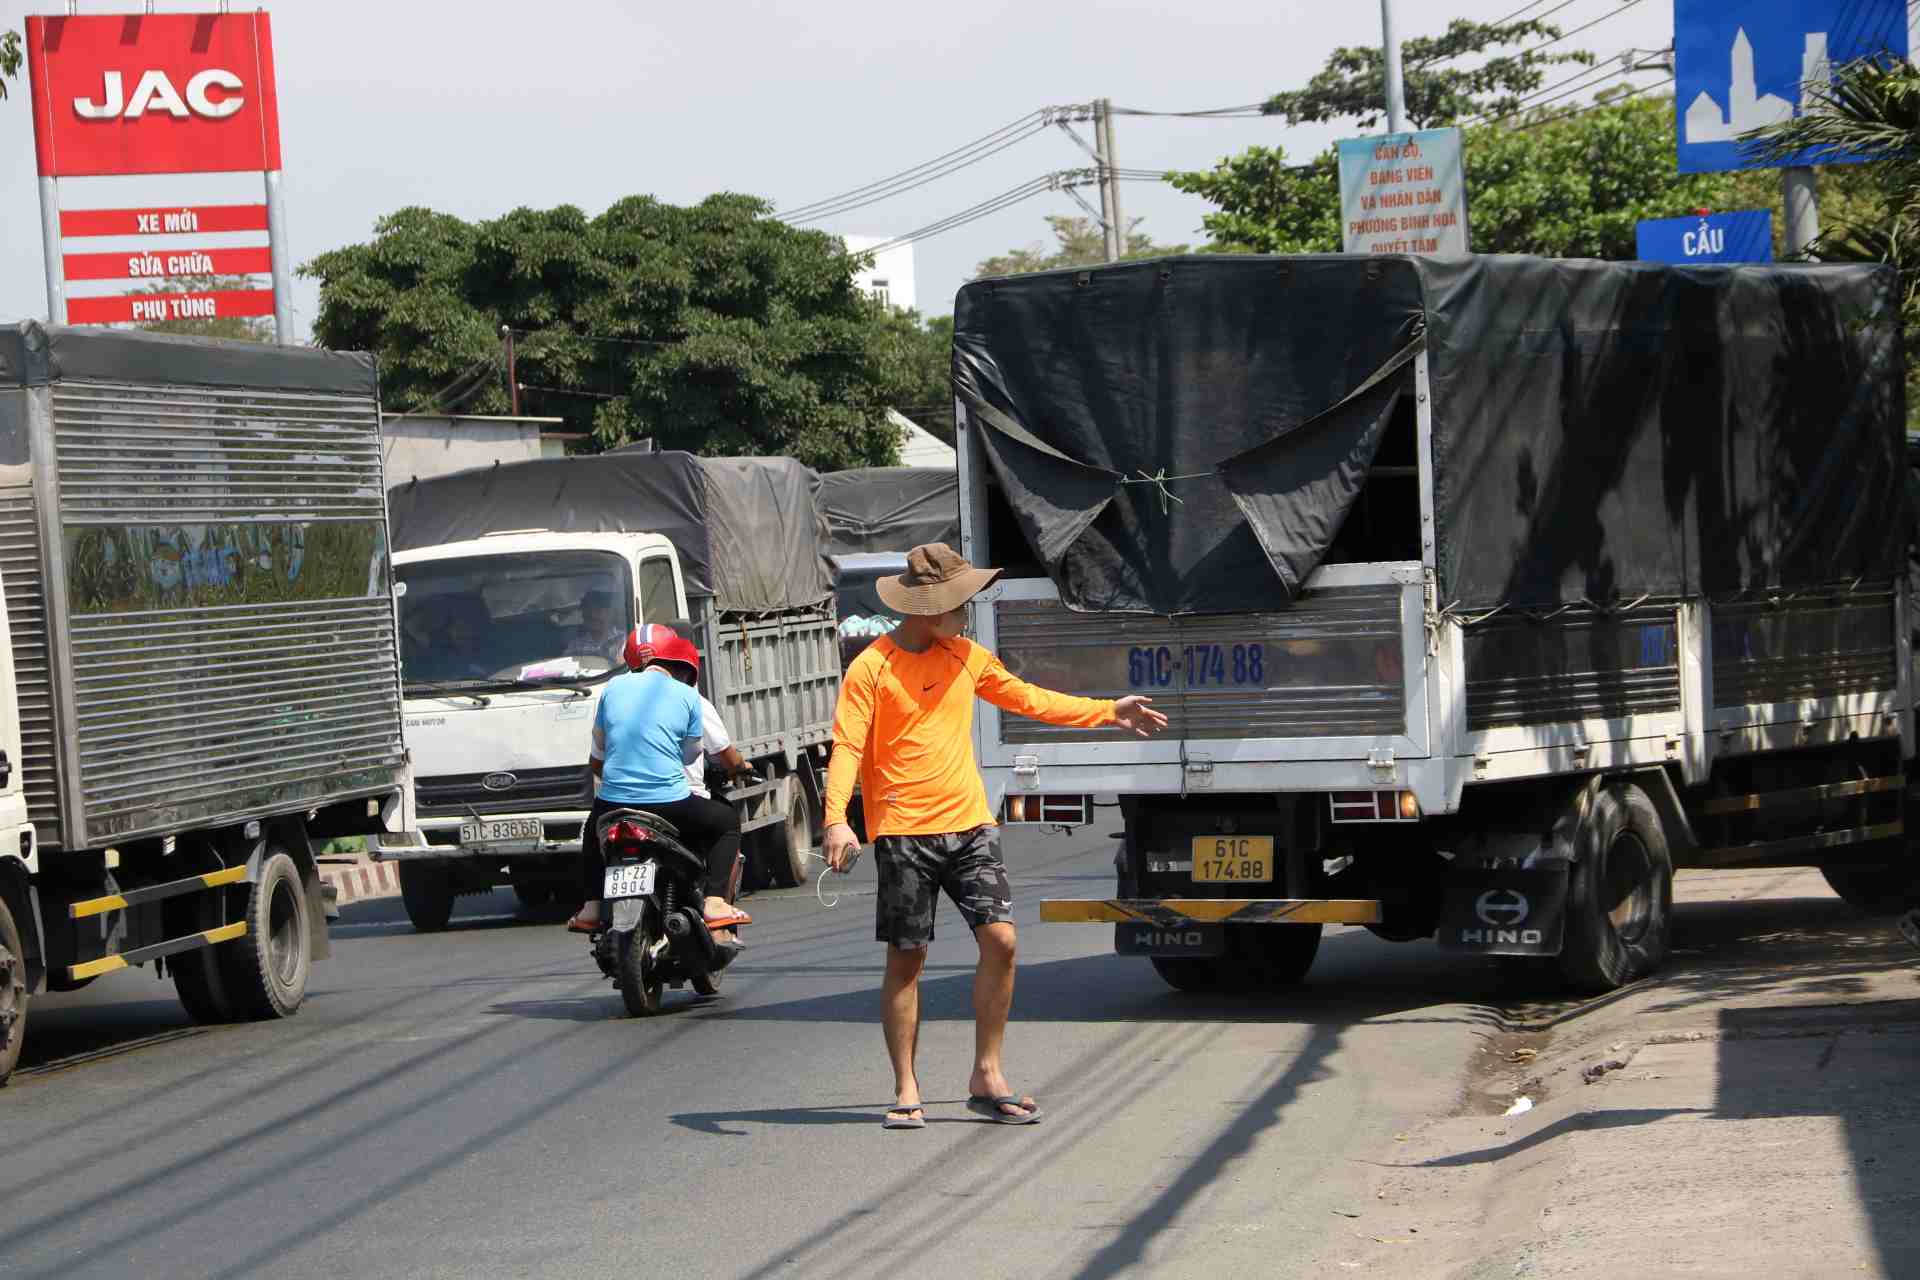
[607,820,653,844]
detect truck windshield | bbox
[396,550,634,692]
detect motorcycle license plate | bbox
[604,860,657,900]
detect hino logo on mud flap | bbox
[1460,927,1546,945]
[1475,889,1531,927]
[1134,930,1204,948]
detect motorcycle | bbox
[588,808,743,1015]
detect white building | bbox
[382,413,579,484]
[888,409,956,468]
[843,235,917,314]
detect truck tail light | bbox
[1328,790,1420,823]
[1002,794,1091,826]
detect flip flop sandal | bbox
[565,915,601,934]
[966,1094,1042,1125]
[881,1106,926,1130]
[703,910,753,929]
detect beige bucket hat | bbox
[876,542,1004,616]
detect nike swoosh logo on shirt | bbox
[923,682,939,691]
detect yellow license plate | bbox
[1191,835,1274,883]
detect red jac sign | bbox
[24,13,283,178]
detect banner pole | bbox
[38,176,66,325]
[263,169,294,344]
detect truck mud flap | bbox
[1435,867,1569,957]
[1114,923,1225,957]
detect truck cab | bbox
[386,530,688,925]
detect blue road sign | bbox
[1675,0,1908,174]
[1636,210,1775,264]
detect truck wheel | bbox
[760,783,814,890]
[0,895,28,1085]
[1229,923,1322,989]
[1149,956,1226,992]
[1818,858,1920,916]
[171,886,240,1024]
[399,861,456,932]
[220,851,313,1020]
[1558,781,1674,994]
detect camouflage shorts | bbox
[873,826,1012,949]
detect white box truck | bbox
[0,323,417,1083]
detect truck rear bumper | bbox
[1039,898,1383,926]
[370,815,585,861]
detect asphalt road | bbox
[0,829,1513,1280]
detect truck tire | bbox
[170,878,240,1023]
[1149,956,1225,992]
[1818,858,1920,916]
[1233,923,1322,989]
[399,861,456,932]
[172,949,239,1024]
[0,895,27,1085]
[220,851,313,1020]
[760,783,815,890]
[1148,925,1322,994]
[1558,781,1674,994]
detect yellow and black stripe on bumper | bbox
[1040,898,1383,926]
[68,922,249,982]
[68,865,249,919]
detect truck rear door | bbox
[974,562,1431,783]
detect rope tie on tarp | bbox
[1117,468,1210,513]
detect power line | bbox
[778,108,1047,219]
[1459,46,1653,127]
[1108,102,1268,119]
[782,118,1055,224]
[1513,0,1647,57]
[1513,73,1674,131]
[1412,0,1592,72]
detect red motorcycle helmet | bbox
[623,622,701,682]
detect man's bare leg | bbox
[967,922,1035,1117]
[882,944,927,1121]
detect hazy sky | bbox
[0,0,1679,339]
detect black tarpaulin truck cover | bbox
[386,451,833,613]
[817,466,960,556]
[0,320,377,393]
[952,254,1906,615]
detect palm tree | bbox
[1744,58,1920,281]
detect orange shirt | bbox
[824,635,1116,838]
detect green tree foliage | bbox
[1,30,20,101]
[131,273,273,342]
[1744,58,1920,424]
[301,195,921,470]
[877,310,956,443]
[1263,17,1592,131]
[1173,96,1761,260]
[973,215,1189,278]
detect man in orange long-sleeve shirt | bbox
[823,543,1167,1130]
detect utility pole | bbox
[1100,97,1125,260]
[1091,100,1118,262]
[1783,168,1820,257]
[500,324,520,416]
[1380,0,1409,134]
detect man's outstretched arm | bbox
[976,651,1168,737]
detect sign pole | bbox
[1380,0,1409,134]
[263,169,294,344]
[1783,166,1820,257]
[37,177,66,324]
